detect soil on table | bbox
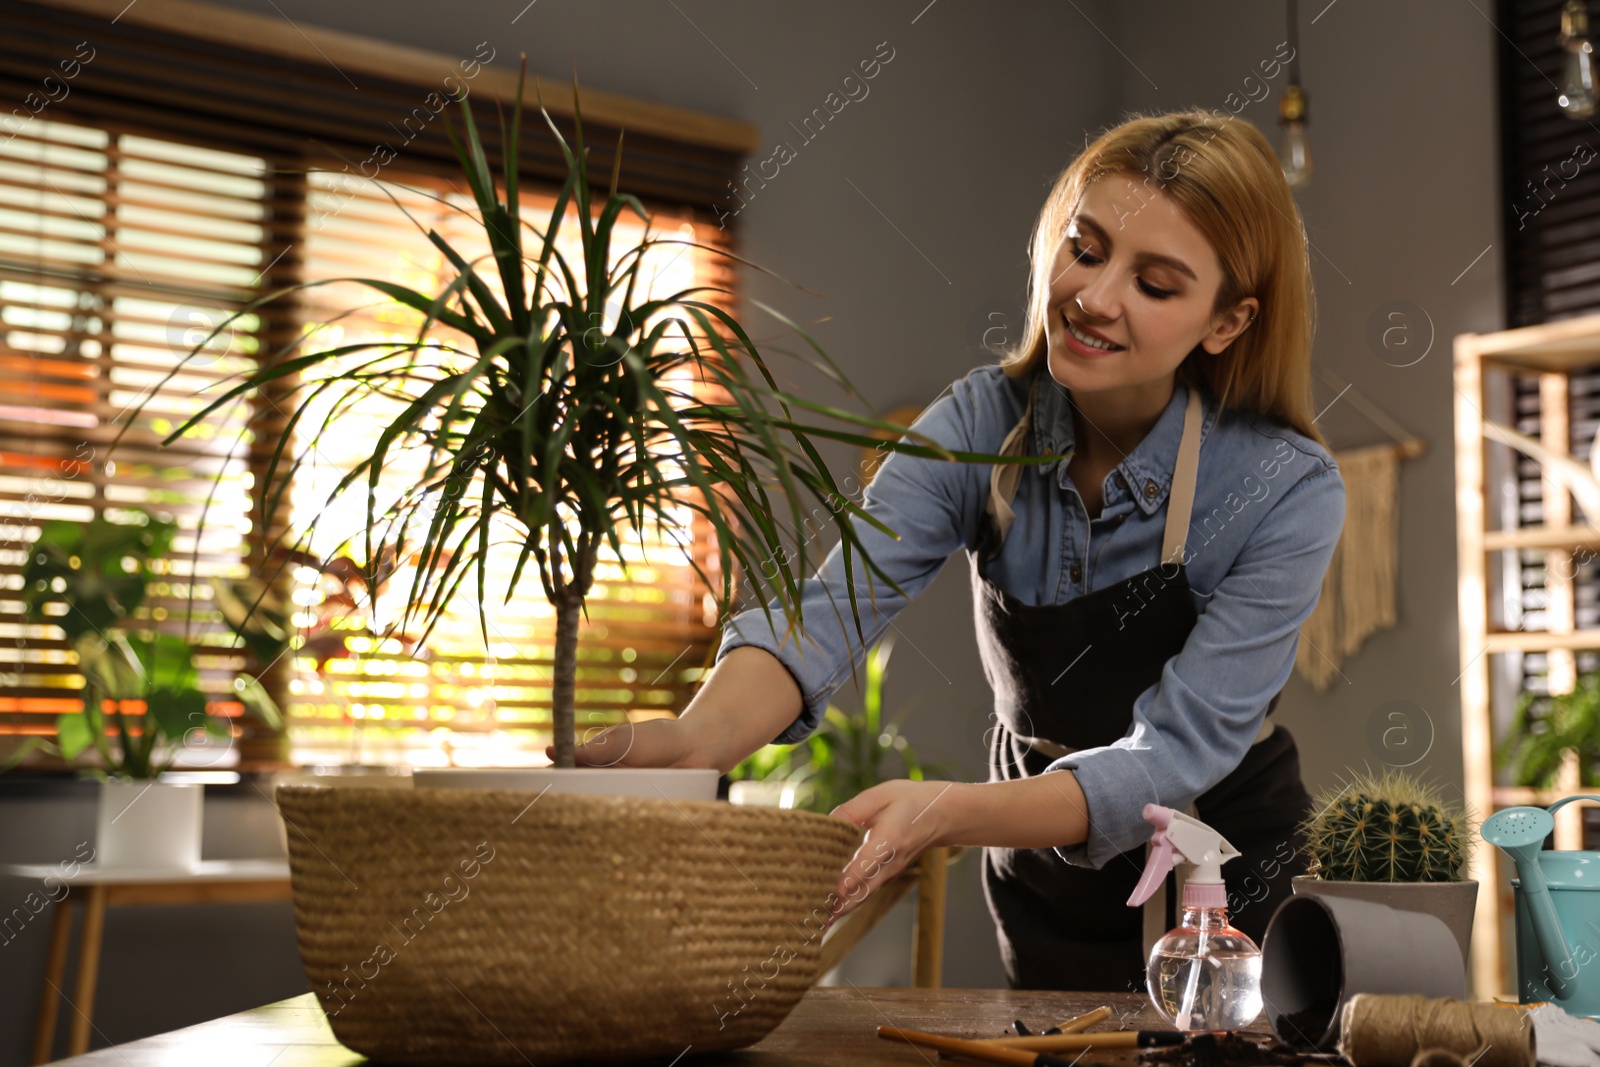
[1141,1032,1346,1067]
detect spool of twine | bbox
[1407,1051,1472,1067]
[1338,995,1536,1067]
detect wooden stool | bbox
[818,844,963,987]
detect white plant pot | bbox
[95,779,204,870]
[411,766,719,800]
[728,779,799,808]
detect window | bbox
[0,119,261,740]
[283,169,726,766]
[0,0,753,766]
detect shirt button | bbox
[1114,472,1128,491]
[1144,479,1158,500]
[1070,563,1083,583]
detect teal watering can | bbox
[1484,794,1600,1018]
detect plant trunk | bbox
[550,593,582,768]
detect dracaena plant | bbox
[125,67,1041,768]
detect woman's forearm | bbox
[939,771,1093,849]
[677,646,805,773]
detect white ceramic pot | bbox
[411,766,720,800]
[728,779,798,808]
[95,778,203,869]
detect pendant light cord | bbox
[1287,0,1301,84]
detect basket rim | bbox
[272,782,869,834]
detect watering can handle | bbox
[1547,794,1600,817]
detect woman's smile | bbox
[1061,312,1126,357]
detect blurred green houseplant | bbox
[16,509,280,778]
[127,67,1040,768]
[728,637,951,814]
[1501,672,1600,789]
[21,510,176,647]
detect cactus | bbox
[1300,770,1474,883]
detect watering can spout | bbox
[1522,875,1580,1001]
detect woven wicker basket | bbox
[276,784,865,1065]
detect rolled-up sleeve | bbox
[716,375,994,746]
[1046,461,1346,868]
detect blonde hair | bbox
[1002,109,1326,448]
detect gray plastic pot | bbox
[1260,893,1466,1051]
[1291,875,1478,968]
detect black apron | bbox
[971,371,1311,992]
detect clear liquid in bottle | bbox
[1147,906,1263,1032]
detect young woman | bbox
[554,109,1346,992]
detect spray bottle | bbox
[1126,803,1263,1032]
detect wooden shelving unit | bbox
[1455,312,1600,998]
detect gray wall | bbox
[0,2,1501,1061]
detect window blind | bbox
[0,117,260,736]
[2,0,754,216]
[1499,0,1600,326]
[0,0,746,765]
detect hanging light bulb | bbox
[1277,0,1312,189]
[1278,83,1312,189]
[1560,0,1598,118]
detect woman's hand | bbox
[825,779,961,926]
[544,648,804,771]
[544,717,712,769]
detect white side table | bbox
[1,859,292,1064]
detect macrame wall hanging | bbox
[1293,369,1427,692]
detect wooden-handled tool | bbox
[878,1026,1079,1067]
[976,1030,1187,1052]
[1052,1006,1111,1034]
[878,1025,1184,1066]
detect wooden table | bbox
[43,988,1270,1065]
[1,859,292,1065]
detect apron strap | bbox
[1021,717,1273,760]
[1161,384,1204,566]
[984,375,1204,561]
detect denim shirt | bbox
[716,362,1346,869]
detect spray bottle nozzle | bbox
[1128,807,1261,1032]
[1125,803,1242,909]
